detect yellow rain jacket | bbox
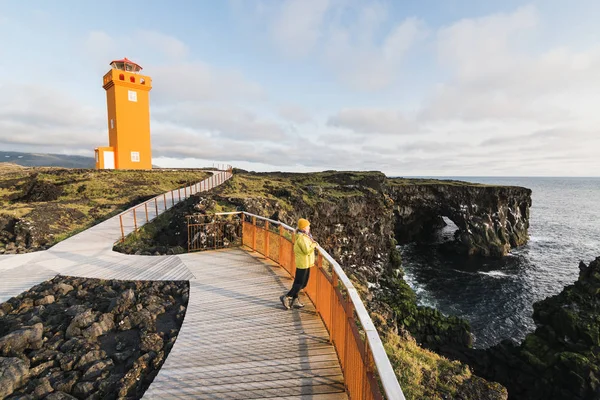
[294,232,317,269]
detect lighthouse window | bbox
[130,76,135,83]
[131,152,140,162]
[119,74,124,80]
[140,78,145,85]
[110,119,114,129]
[128,90,137,102]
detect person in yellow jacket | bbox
[280,218,318,310]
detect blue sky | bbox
[0,0,599,176]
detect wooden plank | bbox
[251,393,348,400]
[157,360,342,379]
[147,378,345,397]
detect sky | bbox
[0,0,599,176]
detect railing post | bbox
[163,193,167,210]
[363,341,374,400]
[316,253,323,311]
[252,216,257,251]
[184,185,187,198]
[119,214,125,242]
[344,301,355,378]
[278,225,283,265]
[154,198,159,218]
[144,202,149,223]
[178,188,182,202]
[187,217,190,253]
[171,191,175,206]
[330,270,338,344]
[133,209,138,231]
[291,231,296,275]
[265,221,270,259]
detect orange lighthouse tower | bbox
[95,58,153,170]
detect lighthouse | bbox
[95,58,153,170]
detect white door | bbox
[103,151,115,169]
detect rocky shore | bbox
[388,180,531,257]
[0,276,188,399]
[454,257,600,400]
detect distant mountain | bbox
[0,151,95,168]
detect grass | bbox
[384,331,473,399]
[0,163,210,250]
[213,171,387,211]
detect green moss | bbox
[384,332,477,399]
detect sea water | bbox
[398,177,600,348]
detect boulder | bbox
[30,360,56,378]
[0,357,30,399]
[57,353,79,372]
[82,314,114,339]
[140,333,163,353]
[51,371,80,393]
[0,323,43,356]
[72,381,95,398]
[116,353,152,398]
[35,295,55,306]
[74,350,106,371]
[108,289,135,314]
[81,359,113,381]
[65,310,98,338]
[53,284,74,296]
[45,392,78,400]
[33,377,54,398]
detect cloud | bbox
[278,104,312,124]
[324,15,426,90]
[152,105,286,141]
[84,30,189,63]
[151,62,264,104]
[328,108,418,135]
[0,83,104,152]
[271,0,331,58]
[436,5,538,79]
[261,1,426,90]
[421,5,600,126]
[133,30,189,59]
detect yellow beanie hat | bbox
[298,218,310,230]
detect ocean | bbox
[398,177,600,348]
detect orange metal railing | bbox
[117,165,233,243]
[211,211,406,400]
[187,214,242,252]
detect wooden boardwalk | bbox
[144,249,347,399]
[0,172,348,399]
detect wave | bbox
[478,270,510,278]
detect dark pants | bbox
[286,267,311,299]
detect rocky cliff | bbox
[457,257,600,400]
[116,171,533,399]
[388,179,531,257]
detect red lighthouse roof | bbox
[110,57,143,73]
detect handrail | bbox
[213,210,405,399]
[117,165,233,242]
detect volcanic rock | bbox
[0,323,43,356]
[0,357,30,399]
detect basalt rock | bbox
[0,276,189,399]
[0,357,30,399]
[387,181,531,257]
[0,323,44,356]
[451,257,600,400]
